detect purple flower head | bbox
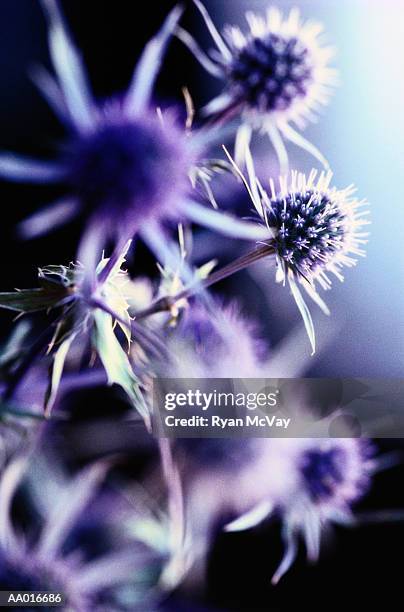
[297,438,373,511]
[225,437,376,584]
[177,2,337,170]
[266,171,369,284]
[65,107,194,228]
[227,27,313,116]
[225,149,370,353]
[0,0,267,278]
[163,300,266,377]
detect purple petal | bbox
[175,26,223,77]
[75,548,157,592]
[18,198,79,238]
[271,525,298,585]
[0,153,65,183]
[41,0,95,131]
[183,199,270,242]
[125,5,184,116]
[0,456,28,550]
[193,0,231,61]
[224,500,273,532]
[30,64,71,124]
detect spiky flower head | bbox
[177,2,337,168]
[65,106,194,228]
[226,147,370,353]
[266,170,370,291]
[298,439,372,508]
[226,437,376,584]
[0,1,266,276]
[222,8,336,127]
[162,300,265,378]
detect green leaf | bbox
[0,288,66,313]
[196,259,217,280]
[92,310,149,425]
[44,332,76,418]
[129,517,169,555]
[0,320,31,372]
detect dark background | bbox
[0,2,403,610]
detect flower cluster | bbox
[0,1,394,608]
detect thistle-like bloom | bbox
[0,0,267,276]
[226,437,375,584]
[227,150,370,353]
[0,243,150,422]
[0,454,158,610]
[161,300,266,378]
[177,1,337,170]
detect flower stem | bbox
[134,243,274,320]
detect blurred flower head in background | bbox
[0,0,270,279]
[174,432,379,589]
[0,2,191,259]
[226,437,375,583]
[177,1,337,170]
[162,299,266,378]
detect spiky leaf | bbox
[0,288,67,313]
[92,310,149,425]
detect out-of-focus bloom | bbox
[226,149,370,353]
[0,0,267,274]
[140,313,337,588]
[177,1,337,170]
[161,299,266,377]
[0,454,159,611]
[180,432,388,586]
[0,243,149,422]
[225,437,375,584]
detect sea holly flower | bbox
[224,148,370,353]
[0,453,161,610]
[225,437,377,584]
[161,300,266,377]
[176,1,337,171]
[0,0,268,277]
[0,243,149,422]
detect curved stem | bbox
[134,243,274,320]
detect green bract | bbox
[0,243,148,423]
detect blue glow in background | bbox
[204,0,404,376]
